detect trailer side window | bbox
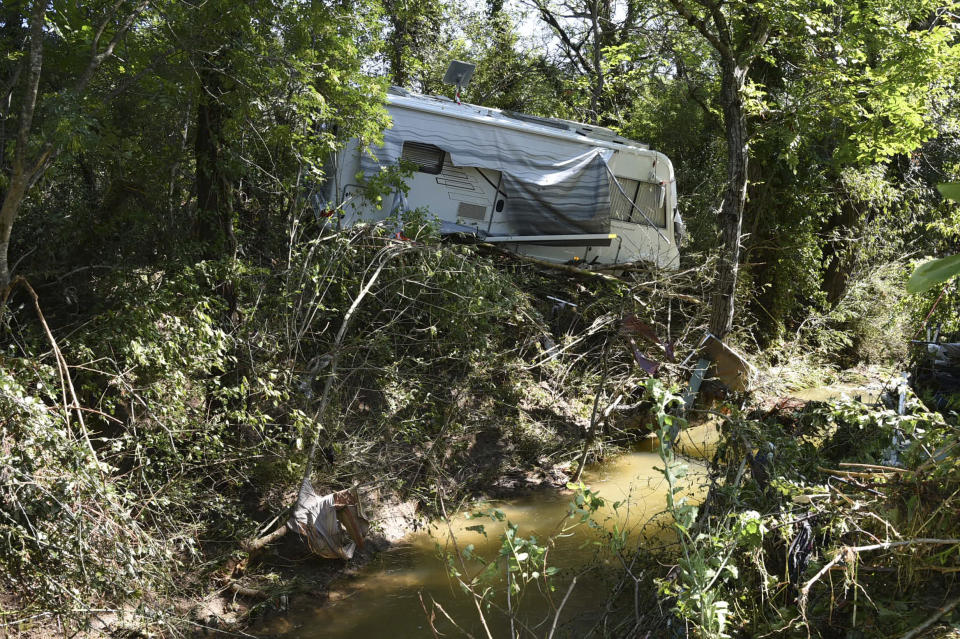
[401,141,445,175]
[610,176,667,228]
[610,177,640,222]
[635,182,667,228]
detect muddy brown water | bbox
[257,425,717,638]
[258,386,872,638]
[790,384,883,404]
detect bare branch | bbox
[90,0,126,58]
[799,538,960,611]
[666,0,732,60]
[900,594,960,639]
[75,0,151,94]
[0,60,24,119]
[531,0,596,75]
[703,0,733,48]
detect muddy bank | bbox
[190,458,581,635]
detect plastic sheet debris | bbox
[288,481,370,560]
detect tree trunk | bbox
[386,5,408,88]
[0,0,46,291]
[819,199,859,305]
[709,60,750,340]
[194,66,236,260]
[0,174,29,291]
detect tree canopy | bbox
[1,0,959,635]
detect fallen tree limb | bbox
[476,243,704,303]
[226,580,270,600]
[837,462,913,474]
[818,466,896,480]
[899,593,960,639]
[800,538,960,611]
[241,523,288,553]
[478,243,622,282]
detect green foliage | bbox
[940,183,960,202]
[3,0,960,632]
[0,365,177,624]
[646,379,734,638]
[907,183,960,293]
[907,253,960,294]
[690,390,959,637]
[4,0,388,276]
[3,219,658,629]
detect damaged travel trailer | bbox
[325,85,683,269]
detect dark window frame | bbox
[401,141,445,175]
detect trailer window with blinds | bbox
[401,141,445,175]
[610,177,640,222]
[609,176,667,228]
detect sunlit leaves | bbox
[907,183,960,293]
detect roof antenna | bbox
[442,60,476,105]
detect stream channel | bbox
[258,421,719,638]
[258,385,878,638]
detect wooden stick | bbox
[899,593,960,639]
[838,462,912,474]
[547,576,577,639]
[477,242,704,302]
[241,523,288,553]
[225,580,269,600]
[818,466,895,479]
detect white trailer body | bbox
[327,87,681,269]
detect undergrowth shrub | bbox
[760,262,911,388]
[677,391,960,638]
[0,365,176,626]
[0,223,694,628]
[0,219,711,631]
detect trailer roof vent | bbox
[457,202,487,220]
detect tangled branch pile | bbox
[0,222,710,633]
[663,389,960,637]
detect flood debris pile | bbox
[666,391,960,637]
[0,224,711,633]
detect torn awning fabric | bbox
[361,103,613,236]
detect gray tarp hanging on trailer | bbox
[361,103,613,236]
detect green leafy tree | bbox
[381,0,448,89]
[0,0,150,290]
[162,0,388,260]
[665,0,770,340]
[529,0,663,125]
[662,0,958,339]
